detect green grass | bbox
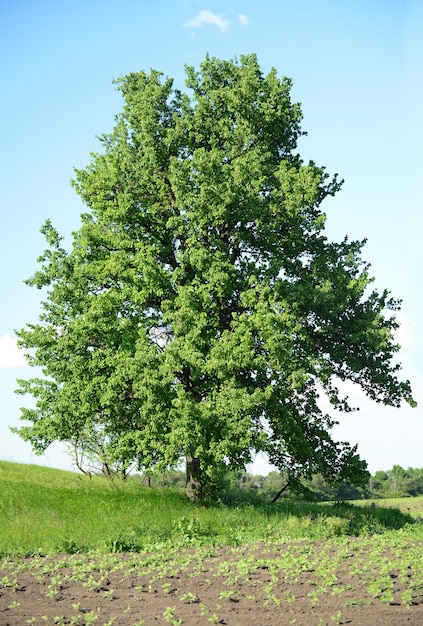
[0,461,190,555]
[0,461,421,557]
[350,494,423,518]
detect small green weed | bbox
[179,591,199,603]
[162,606,182,625]
[7,600,20,609]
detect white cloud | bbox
[0,334,28,368]
[238,13,249,26]
[183,10,229,32]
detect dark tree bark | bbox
[271,481,291,503]
[186,453,202,500]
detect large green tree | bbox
[15,54,415,498]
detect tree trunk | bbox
[271,481,290,503]
[186,453,202,500]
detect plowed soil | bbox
[1,540,423,625]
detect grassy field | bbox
[352,494,423,517]
[1,461,423,625]
[1,460,422,557]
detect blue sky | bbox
[1,0,422,475]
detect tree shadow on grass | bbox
[220,490,415,537]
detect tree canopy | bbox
[15,54,415,498]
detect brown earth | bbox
[1,541,422,626]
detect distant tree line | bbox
[134,465,423,502]
[234,465,423,501]
[367,465,423,499]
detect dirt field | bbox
[1,540,423,625]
